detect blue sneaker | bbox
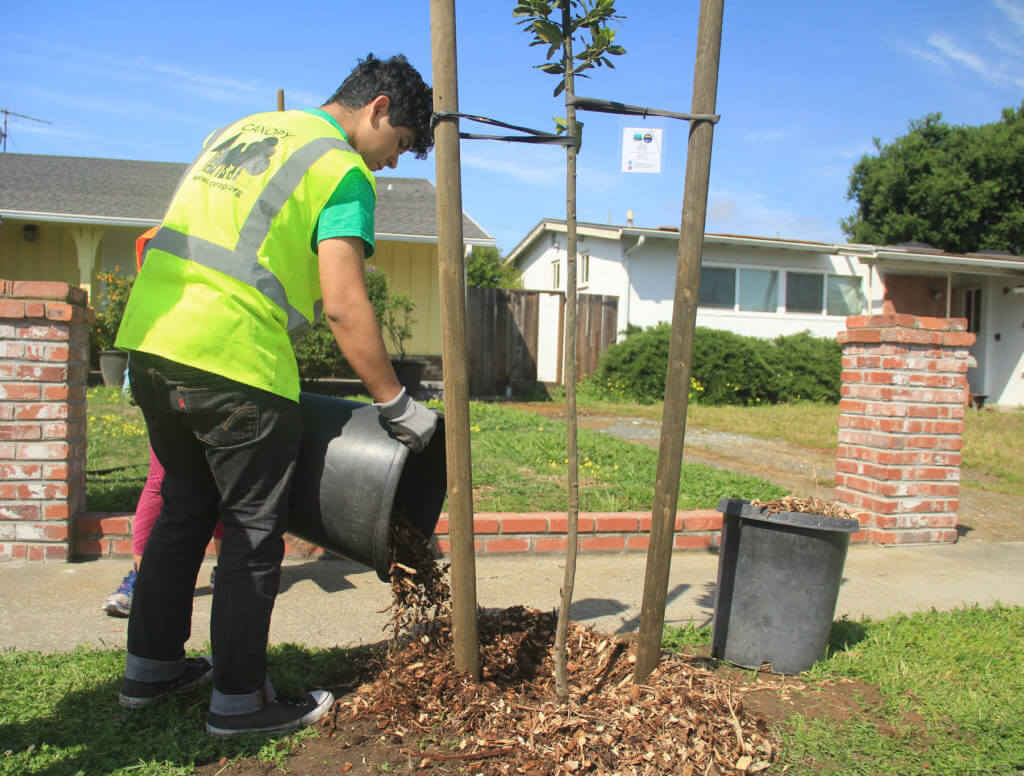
[103,565,138,617]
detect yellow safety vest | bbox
[116,110,375,401]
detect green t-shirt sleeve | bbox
[312,168,376,258]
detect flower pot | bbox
[711,498,859,674]
[288,392,446,581]
[98,350,129,387]
[391,359,425,396]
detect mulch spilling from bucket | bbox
[321,526,779,775]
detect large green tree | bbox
[841,102,1024,255]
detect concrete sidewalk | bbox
[2,540,1022,654]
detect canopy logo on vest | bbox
[201,133,280,182]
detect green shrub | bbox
[89,269,135,354]
[584,322,672,404]
[771,330,843,403]
[585,324,841,405]
[294,263,408,382]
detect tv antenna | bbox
[1,108,53,152]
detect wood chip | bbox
[323,522,780,775]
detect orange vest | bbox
[135,226,159,271]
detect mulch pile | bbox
[321,527,779,775]
[751,495,852,520]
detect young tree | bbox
[514,0,625,704]
[841,103,1024,255]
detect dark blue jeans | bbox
[125,351,301,710]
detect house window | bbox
[551,258,561,289]
[963,288,982,334]
[786,272,824,313]
[699,266,736,308]
[578,251,590,287]
[739,268,779,312]
[827,275,865,316]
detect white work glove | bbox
[374,387,438,453]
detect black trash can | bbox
[711,498,858,674]
[288,392,447,581]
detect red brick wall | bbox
[881,274,947,317]
[1,280,91,562]
[836,314,974,545]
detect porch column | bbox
[68,225,105,302]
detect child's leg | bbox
[132,445,165,567]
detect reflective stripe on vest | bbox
[152,135,356,342]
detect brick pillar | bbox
[836,314,975,545]
[0,280,91,561]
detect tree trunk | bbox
[554,0,580,706]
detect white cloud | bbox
[895,40,952,71]
[743,128,792,143]
[7,34,319,109]
[988,31,1024,57]
[462,146,565,186]
[926,33,992,78]
[994,0,1024,33]
[893,8,1024,91]
[706,185,842,243]
[0,82,215,129]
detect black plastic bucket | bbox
[288,392,447,581]
[711,498,859,674]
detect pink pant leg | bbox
[133,445,223,555]
[132,446,164,556]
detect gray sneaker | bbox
[118,655,214,708]
[206,689,334,738]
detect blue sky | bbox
[3,1,1023,254]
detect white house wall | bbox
[628,239,873,340]
[517,232,631,335]
[513,224,1024,406]
[536,292,562,383]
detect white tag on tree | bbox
[622,127,663,173]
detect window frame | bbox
[694,263,865,317]
[577,250,590,288]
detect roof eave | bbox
[1,209,159,228]
[376,232,495,247]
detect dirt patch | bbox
[511,403,1024,543]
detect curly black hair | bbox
[326,54,434,159]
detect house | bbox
[0,152,494,361]
[508,218,1024,406]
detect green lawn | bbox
[667,605,1024,776]
[85,388,785,512]
[0,642,374,776]
[4,606,1020,776]
[87,387,1024,510]
[573,393,1024,497]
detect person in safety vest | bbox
[112,54,436,737]
[102,227,226,617]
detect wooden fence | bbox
[466,288,618,397]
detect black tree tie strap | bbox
[431,112,577,146]
[567,95,720,124]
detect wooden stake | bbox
[430,0,481,680]
[277,89,285,111]
[634,0,724,683]
[553,0,580,705]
